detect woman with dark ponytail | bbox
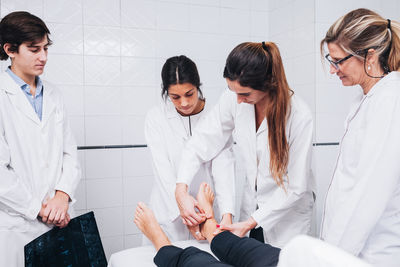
[145,55,235,243]
[175,42,314,248]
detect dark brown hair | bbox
[0,11,52,60]
[224,42,292,189]
[161,55,203,100]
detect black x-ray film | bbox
[24,211,107,267]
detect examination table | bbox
[108,240,213,267]
[108,236,372,267]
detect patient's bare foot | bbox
[134,202,171,251]
[197,182,214,218]
[197,183,220,243]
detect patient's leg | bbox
[155,246,232,267]
[210,232,280,267]
[134,202,171,251]
[135,202,231,267]
[197,184,280,267]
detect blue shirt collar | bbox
[6,67,43,96]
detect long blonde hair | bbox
[223,42,291,189]
[320,8,400,72]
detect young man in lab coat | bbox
[0,11,81,266]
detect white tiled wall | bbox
[0,0,268,260]
[2,0,399,261]
[268,0,316,129]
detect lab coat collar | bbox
[5,67,26,89]
[165,98,208,118]
[257,118,267,135]
[1,72,20,95]
[164,99,192,140]
[366,71,400,98]
[1,72,41,125]
[1,73,56,127]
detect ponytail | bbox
[387,20,400,71]
[263,42,291,189]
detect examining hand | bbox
[187,224,206,240]
[39,190,70,225]
[219,217,257,237]
[175,183,206,226]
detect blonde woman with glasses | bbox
[320,8,400,266]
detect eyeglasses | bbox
[325,53,354,70]
[325,48,370,70]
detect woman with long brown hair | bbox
[174,41,315,248]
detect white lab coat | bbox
[177,89,315,248]
[0,72,81,266]
[321,71,400,266]
[145,99,235,241]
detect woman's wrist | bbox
[175,183,189,202]
[175,183,188,194]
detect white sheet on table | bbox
[108,240,214,267]
[110,235,372,267]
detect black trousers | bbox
[249,226,265,243]
[153,231,280,267]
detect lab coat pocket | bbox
[0,210,28,232]
[53,109,64,137]
[294,193,314,215]
[340,126,363,173]
[43,109,64,152]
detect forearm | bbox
[245,217,258,232]
[175,183,189,216]
[175,183,188,199]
